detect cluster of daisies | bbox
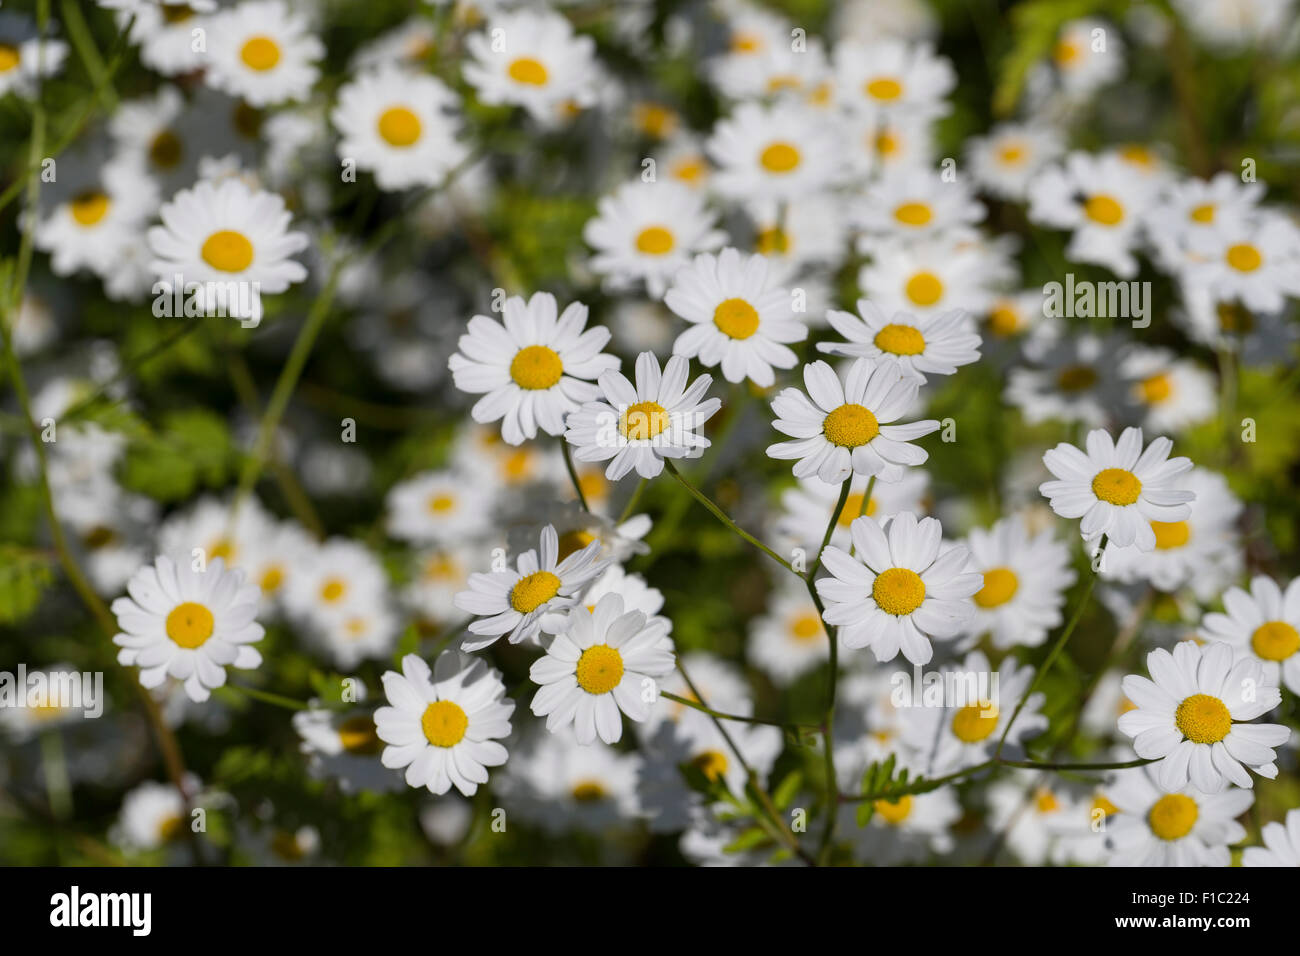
[4,0,1299,866]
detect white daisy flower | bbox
[1101,468,1243,601]
[375,651,514,797]
[840,783,961,865]
[819,299,981,382]
[664,247,805,387]
[1145,172,1264,273]
[965,123,1064,200]
[855,235,1012,322]
[1027,151,1155,278]
[565,351,721,481]
[403,543,478,625]
[203,0,323,106]
[118,2,215,77]
[898,649,1047,773]
[744,193,848,269]
[462,9,599,123]
[529,592,676,745]
[747,578,830,686]
[1004,331,1127,427]
[447,291,618,446]
[1120,346,1217,434]
[843,111,936,181]
[705,100,843,202]
[982,289,1052,342]
[147,177,309,324]
[111,778,198,853]
[1199,575,1300,696]
[709,34,833,106]
[0,28,68,98]
[383,469,494,546]
[986,774,1078,865]
[768,358,938,484]
[1242,807,1300,867]
[1174,0,1296,52]
[498,729,642,834]
[1105,764,1253,866]
[854,168,985,243]
[292,692,403,794]
[313,606,400,671]
[1043,18,1124,99]
[453,524,609,651]
[282,537,389,626]
[816,512,980,665]
[959,514,1077,650]
[833,38,954,120]
[1119,641,1290,792]
[1182,212,1300,314]
[585,179,725,299]
[112,555,265,703]
[775,470,930,556]
[332,65,470,191]
[1040,427,1196,551]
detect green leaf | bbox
[772,770,803,810]
[120,408,236,502]
[0,546,55,625]
[723,826,769,854]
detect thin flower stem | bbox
[993,536,1106,761]
[660,692,818,733]
[618,477,648,523]
[663,460,794,574]
[839,756,1154,804]
[560,438,590,512]
[224,684,311,712]
[996,757,1156,772]
[807,477,852,583]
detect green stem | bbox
[60,0,116,112]
[618,477,648,523]
[808,477,852,582]
[660,692,818,733]
[663,460,793,574]
[560,438,590,512]
[223,684,310,712]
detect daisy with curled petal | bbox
[375,651,514,797]
[332,65,470,192]
[767,358,939,484]
[203,0,324,107]
[147,177,309,324]
[529,592,676,745]
[1040,427,1196,551]
[1242,807,1300,867]
[1104,763,1253,867]
[665,248,805,387]
[447,292,618,446]
[584,179,726,299]
[1119,641,1290,793]
[958,514,1076,650]
[818,299,981,382]
[564,351,721,481]
[815,512,981,665]
[112,555,265,703]
[1199,575,1300,696]
[453,524,609,651]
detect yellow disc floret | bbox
[575,644,624,695]
[509,570,562,614]
[872,567,926,616]
[1091,468,1142,506]
[166,601,215,649]
[421,700,468,747]
[509,345,563,390]
[1174,693,1232,744]
[822,403,880,448]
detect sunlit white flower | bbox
[768,358,938,484]
[854,168,984,242]
[0,28,68,97]
[819,300,980,382]
[833,38,954,120]
[1105,764,1252,866]
[839,781,961,865]
[499,729,642,833]
[1119,641,1290,792]
[1044,18,1124,98]
[529,592,676,745]
[747,578,830,685]
[1040,427,1195,551]
[856,235,1011,322]
[34,157,158,282]
[565,351,721,480]
[706,101,842,202]
[1199,575,1300,696]
[119,2,216,76]
[816,512,980,665]
[375,651,513,796]
[1145,172,1264,272]
[112,555,264,703]
[1120,346,1216,434]
[1182,213,1300,314]
[111,778,199,853]
[203,0,323,106]
[965,123,1064,200]
[384,469,495,545]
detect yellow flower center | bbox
[1251,621,1300,661]
[875,129,900,156]
[1092,793,1120,818]
[872,567,926,616]
[1140,372,1172,404]
[997,143,1026,165]
[988,303,1020,336]
[1151,520,1190,550]
[756,226,788,256]
[575,644,624,695]
[509,345,563,390]
[1091,468,1142,506]
[873,795,914,825]
[558,530,597,563]
[70,191,111,226]
[905,271,944,306]
[1056,364,1098,392]
[766,74,801,93]
[635,226,675,255]
[874,322,926,355]
[423,554,459,581]
[731,32,761,53]
[839,493,877,526]
[1120,145,1156,167]
[759,142,801,173]
[377,106,422,147]
[893,202,933,226]
[0,44,20,73]
[951,701,999,742]
[1053,39,1080,65]
[1174,693,1231,744]
[713,297,760,339]
[239,36,281,72]
[1084,195,1124,225]
[974,567,1019,608]
[259,565,284,593]
[201,229,254,272]
[1226,243,1262,272]
[634,103,676,138]
[571,781,607,802]
[510,570,562,613]
[149,130,184,169]
[822,403,880,448]
[865,77,903,100]
[337,714,383,755]
[320,578,347,603]
[507,56,548,85]
[165,601,215,649]
[1034,789,1060,814]
[691,749,729,782]
[620,400,670,440]
[790,613,822,642]
[421,700,468,747]
[157,815,184,843]
[427,493,455,514]
[671,158,706,184]
[1148,793,1198,841]
[1189,203,1216,224]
